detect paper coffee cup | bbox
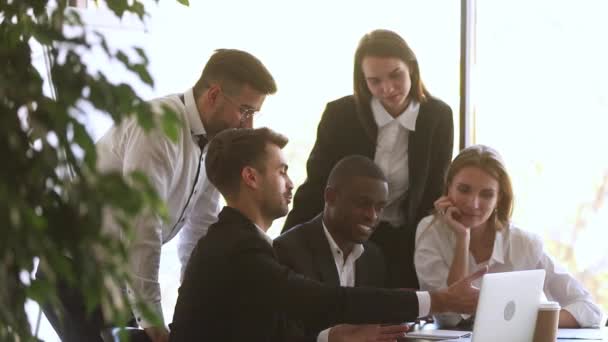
[533,301,561,342]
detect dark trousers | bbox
[370,222,419,289]
[36,260,137,342]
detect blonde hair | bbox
[443,145,514,230]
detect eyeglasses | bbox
[221,92,259,122]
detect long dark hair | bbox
[353,29,429,140]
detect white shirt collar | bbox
[184,88,206,137]
[489,229,506,265]
[254,223,273,246]
[371,97,420,131]
[321,219,365,261]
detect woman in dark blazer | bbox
[282,29,454,289]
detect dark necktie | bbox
[196,134,208,151]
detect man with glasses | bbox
[220,90,259,126]
[40,49,276,342]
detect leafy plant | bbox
[1,0,186,340]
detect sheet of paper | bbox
[557,328,603,340]
[405,329,472,340]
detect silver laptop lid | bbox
[472,269,546,342]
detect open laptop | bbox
[435,269,546,342]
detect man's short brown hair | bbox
[193,49,277,98]
[205,127,288,198]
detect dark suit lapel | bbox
[408,105,424,192]
[355,249,370,287]
[221,206,275,253]
[404,102,431,225]
[305,216,340,286]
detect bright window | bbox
[473,0,608,314]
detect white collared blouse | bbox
[371,97,420,227]
[414,215,604,327]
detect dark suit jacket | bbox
[274,214,386,288]
[170,207,419,342]
[273,214,388,337]
[283,95,453,233]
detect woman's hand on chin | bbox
[435,196,469,237]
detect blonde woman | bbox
[415,145,603,328]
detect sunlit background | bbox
[29,0,607,339]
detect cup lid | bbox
[539,301,561,310]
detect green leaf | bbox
[134,109,155,132]
[133,47,149,64]
[106,0,129,18]
[94,32,112,58]
[176,0,190,6]
[132,63,154,86]
[131,1,147,19]
[26,279,52,304]
[71,121,97,170]
[115,51,129,66]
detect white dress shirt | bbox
[414,215,604,327]
[371,97,420,227]
[254,222,274,246]
[317,221,431,342]
[322,221,365,287]
[96,88,221,328]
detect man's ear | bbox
[241,166,259,190]
[206,83,221,106]
[324,186,337,205]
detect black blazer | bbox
[170,207,419,342]
[274,214,386,288]
[274,214,388,338]
[283,95,453,233]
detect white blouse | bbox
[371,97,420,227]
[414,215,604,327]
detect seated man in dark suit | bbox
[169,127,486,342]
[275,155,398,340]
